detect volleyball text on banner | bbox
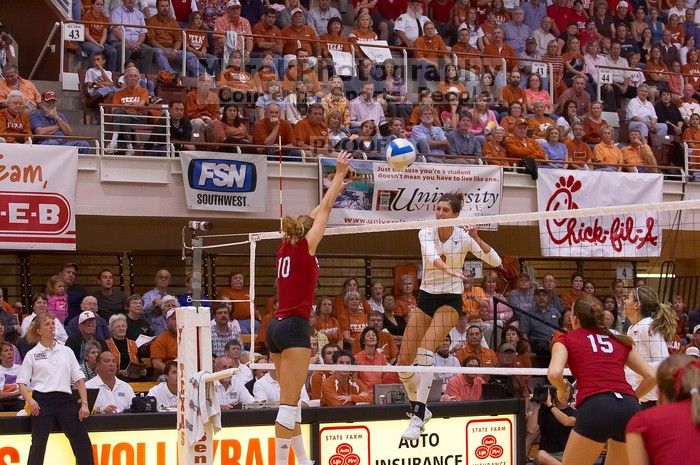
[179,151,268,212]
[536,170,663,257]
[319,158,503,225]
[0,144,77,250]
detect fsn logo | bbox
[329,443,360,465]
[474,435,504,460]
[187,159,258,192]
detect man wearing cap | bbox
[29,91,91,153]
[519,37,542,82]
[146,0,206,77]
[0,65,41,112]
[109,0,154,73]
[214,0,253,56]
[612,1,632,29]
[519,287,560,367]
[682,325,700,356]
[66,296,111,341]
[281,7,319,69]
[277,0,311,29]
[502,8,530,56]
[60,263,89,323]
[66,310,108,364]
[394,0,430,48]
[150,307,178,375]
[504,118,547,160]
[151,294,179,336]
[86,351,136,414]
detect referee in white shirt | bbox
[17,313,94,465]
[86,351,135,414]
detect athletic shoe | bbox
[401,415,425,440]
[125,144,135,156]
[105,141,117,154]
[405,407,432,423]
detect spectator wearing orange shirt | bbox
[147,0,205,76]
[81,0,117,71]
[501,70,527,108]
[219,50,257,93]
[214,0,253,56]
[314,297,342,345]
[455,325,499,367]
[293,103,329,153]
[565,122,594,168]
[320,351,372,406]
[217,271,260,334]
[0,91,31,144]
[354,327,395,390]
[504,118,547,160]
[185,11,220,77]
[184,74,220,138]
[252,102,301,159]
[251,8,283,59]
[528,101,557,139]
[283,48,323,96]
[482,27,518,91]
[593,125,624,171]
[281,8,320,70]
[0,65,41,113]
[352,312,398,363]
[482,125,509,166]
[309,342,340,400]
[106,67,150,155]
[621,128,659,173]
[338,291,369,349]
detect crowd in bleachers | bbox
[4,0,700,168]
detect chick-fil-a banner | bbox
[0,143,77,250]
[536,170,663,257]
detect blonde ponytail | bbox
[281,215,314,245]
[652,302,678,343]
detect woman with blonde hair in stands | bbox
[624,286,678,409]
[332,277,371,319]
[548,295,656,465]
[625,354,700,464]
[266,152,351,465]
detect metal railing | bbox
[99,103,172,157]
[594,64,686,103]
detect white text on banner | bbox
[536,169,663,257]
[0,143,77,250]
[180,151,268,212]
[319,159,503,225]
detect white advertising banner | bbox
[319,415,517,465]
[180,151,268,212]
[536,169,663,257]
[319,159,503,226]
[0,143,77,250]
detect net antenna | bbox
[185,220,213,307]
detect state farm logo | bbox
[474,435,503,460]
[544,175,658,252]
[329,443,360,465]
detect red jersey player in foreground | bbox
[548,295,656,465]
[625,354,700,465]
[266,151,351,465]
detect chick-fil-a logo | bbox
[544,175,658,252]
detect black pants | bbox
[28,391,94,465]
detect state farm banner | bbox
[180,151,267,212]
[536,170,663,257]
[0,143,77,250]
[319,158,503,225]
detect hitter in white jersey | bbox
[398,193,502,440]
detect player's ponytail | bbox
[574,295,635,348]
[657,354,700,425]
[634,286,677,342]
[281,215,314,245]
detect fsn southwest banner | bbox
[536,170,663,257]
[180,151,268,212]
[0,143,77,250]
[319,158,503,226]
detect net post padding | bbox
[176,306,214,465]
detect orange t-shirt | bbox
[332,294,372,319]
[0,109,30,143]
[310,371,333,400]
[482,42,517,71]
[462,286,487,321]
[395,295,416,318]
[621,143,653,167]
[683,63,700,91]
[582,117,607,144]
[320,33,351,53]
[528,115,556,138]
[218,288,251,320]
[351,329,398,361]
[504,134,547,159]
[413,35,449,62]
[452,43,481,72]
[150,330,178,373]
[293,118,329,149]
[351,29,378,41]
[338,311,368,341]
[454,345,499,367]
[483,140,508,165]
[82,10,109,43]
[283,67,321,94]
[183,89,220,119]
[219,68,257,92]
[186,30,208,53]
[314,316,341,344]
[251,21,283,52]
[501,86,527,107]
[321,375,372,406]
[252,118,295,146]
[683,126,700,142]
[593,141,624,167]
[566,139,593,166]
[146,15,180,48]
[280,25,318,55]
[113,86,150,113]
